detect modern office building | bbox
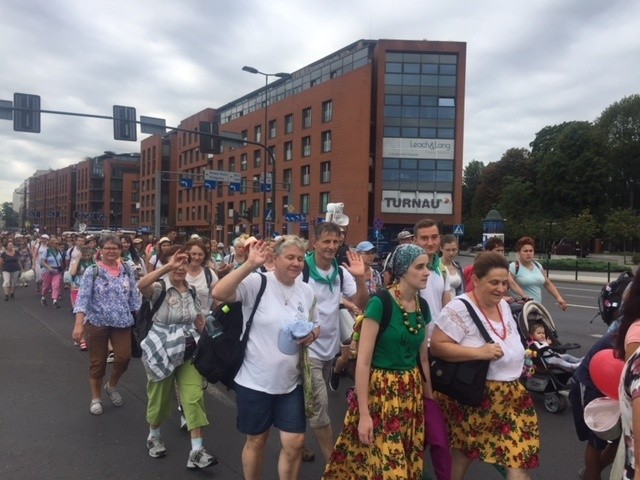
[143,38,466,246]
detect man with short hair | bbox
[304,222,368,461]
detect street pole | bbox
[242,66,291,238]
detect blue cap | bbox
[278,320,313,355]
[356,241,375,253]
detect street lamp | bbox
[242,65,291,238]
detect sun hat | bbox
[584,396,621,441]
[278,320,314,355]
[355,241,376,253]
[217,242,225,248]
[133,238,143,244]
[40,234,50,239]
[158,237,171,245]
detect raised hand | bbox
[246,240,269,268]
[344,249,365,278]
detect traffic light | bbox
[216,202,225,224]
[199,121,221,154]
[113,105,137,141]
[13,93,41,133]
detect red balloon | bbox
[589,349,625,400]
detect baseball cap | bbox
[278,320,314,355]
[396,230,414,241]
[133,238,143,244]
[217,242,225,248]
[355,241,376,253]
[40,234,50,239]
[158,237,171,245]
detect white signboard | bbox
[381,191,453,214]
[204,169,229,182]
[382,138,454,160]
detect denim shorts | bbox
[235,383,306,435]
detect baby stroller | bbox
[512,300,581,414]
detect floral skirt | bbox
[322,367,425,480]
[436,379,540,470]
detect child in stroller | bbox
[528,322,583,372]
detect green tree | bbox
[603,208,640,263]
[462,160,484,216]
[0,202,19,229]
[595,94,640,209]
[564,209,598,256]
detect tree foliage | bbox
[1,202,19,229]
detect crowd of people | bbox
[0,223,631,479]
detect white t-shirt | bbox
[66,245,83,273]
[305,265,357,362]
[434,294,525,381]
[186,267,218,314]
[421,270,451,337]
[235,271,317,394]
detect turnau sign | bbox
[381,191,453,214]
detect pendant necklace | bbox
[392,285,424,335]
[471,292,506,340]
[277,280,296,305]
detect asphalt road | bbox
[0,279,611,480]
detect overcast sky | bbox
[1,0,639,205]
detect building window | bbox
[320,162,331,183]
[321,131,332,153]
[285,114,293,134]
[283,168,292,188]
[302,136,311,157]
[254,125,261,143]
[301,165,311,186]
[284,141,293,161]
[229,157,236,172]
[269,119,276,139]
[300,194,310,214]
[240,178,247,194]
[320,192,330,213]
[253,150,261,168]
[322,100,333,122]
[302,107,312,129]
[252,199,260,219]
[241,130,248,144]
[241,154,248,171]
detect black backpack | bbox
[192,273,267,389]
[598,271,634,326]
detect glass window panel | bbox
[385,94,402,105]
[402,106,420,117]
[421,75,439,86]
[382,169,400,181]
[440,64,457,75]
[421,107,439,119]
[418,170,436,182]
[402,95,420,105]
[422,54,439,63]
[438,107,455,119]
[421,96,438,106]
[385,73,403,85]
[386,62,402,73]
[439,97,455,107]
[403,53,421,62]
[436,170,454,181]
[384,105,403,117]
[401,127,418,137]
[386,85,403,95]
[383,158,400,169]
[386,52,403,61]
[403,74,420,86]
[404,63,420,74]
[418,159,436,170]
[422,64,439,74]
[401,159,418,169]
[384,126,401,137]
[353,57,368,69]
[438,128,454,138]
[440,55,457,64]
[420,127,437,137]
[437,160,453,170]
[384,117,402,126]
[439,76,457,87]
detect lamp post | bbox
[242,66,291,238]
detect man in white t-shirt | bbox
[414,219,453,324]
[304,222,368,461]
[66,236,85,274]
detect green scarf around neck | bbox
[305,252,339,292]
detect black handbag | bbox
[430,298,495,407]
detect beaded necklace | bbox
[471,292,506,340]
[392,286,424,335]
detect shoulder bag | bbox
[429,298,494,407]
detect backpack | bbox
[344,289,429,379]
[598,271,634,326]
[513,260,543,276]
[203,267,213,289]
[192,273,267,389]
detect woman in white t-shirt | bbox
[184,238,218,315]
[431,251,540,479]
[212,236,318,480]
[440,234,465,296]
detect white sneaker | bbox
[104,383,123,407]
[186,447,218,469]
[147,437,167,458]
[106,351,115,363]
[89,399,103,415]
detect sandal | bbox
[90,399,103,415]
[79,341,88,351]
[301,446,315,462]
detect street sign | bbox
[205,169,229,183]
[284,213,307,222]
[203,179,217,189]
[453,224,465,236]
[373,217,384,230]
[229,182,242,192]
[14,93,41,133]
[373,228,382,239]
[113,105,137,141]
[140,116,166,135]
[265,209,273,221]
[180,178,194,189]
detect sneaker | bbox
[10,293,14,299]
[106,351,115,363]
[104,383,123,406]
[147,437,167,458]
[40,297,47,307]
[329,357,340,392]
[187,447,218,469]
[89,399,103,415]
[53,300,60,309]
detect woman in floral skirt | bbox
[430,251,539,479]
[323,244,432,480]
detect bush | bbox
[633,253,640,265]
[538,258,631,273]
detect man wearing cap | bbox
[303,222,368,462]
[396,230,415,244]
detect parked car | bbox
[471,242,484,252]
[555,237,589,257]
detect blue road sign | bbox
[284,213,307,222]
[203,179,217,190]
[453,224,465,236]
[265,209,273,221]
[229,182,242,192]
[260,183,272,193]
[180,178,193,189]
